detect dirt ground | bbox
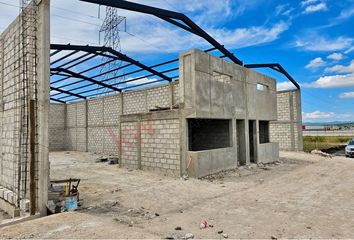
[1,151,354,239]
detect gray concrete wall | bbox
[179,49,279,178]
[270,89,303,151]
[0,0,50,216]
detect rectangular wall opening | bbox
[188,119,232,151]
[259,121,270,144]
[236,120,246,166]
[249,120,257,163]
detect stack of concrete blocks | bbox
[0,0,50,216]
[270,90,303,151]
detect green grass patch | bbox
[303,136,352,152]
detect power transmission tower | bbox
[98,6,126,95]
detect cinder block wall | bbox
[121,113,181,176]
[49,83,180,157]
[270,89,303,151]
[49,104,66,151]
[0,0,50,215]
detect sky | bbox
[0,0,354,122]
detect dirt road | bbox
[1,151,354,239]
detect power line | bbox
[51,14,101,27]
[0,1,18,8]
[52,35,98,45]
[51,5,99,20]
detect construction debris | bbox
[47,179,81,214]
[183,233,194,239]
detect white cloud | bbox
[325,60,354,73]
[123,76,160,88]
[327,53,344,61]
[277,81,296,91]
[302,111,335,120]
[300,0,319,7]
[336,8,354,21]
[345,46,354,54]
[210,21,290,50]
[295,35,353,52]
[275,4,294,17]
[0,0,291,55]
[304,74,354,88]
[306,57,326,69]
[303,2,327,14]
[306,60,354,89]
[339,91,354,99]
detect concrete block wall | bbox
[121,112,180,176]
[0,0,50,215]
[270,89,303,151]
[49,104,66,151]
[141,118,180,175]
[0,12,22,202]
[120,121,139,167]
[49,82,179,157]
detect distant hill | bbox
[304,121,354,126]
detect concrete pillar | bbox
[37,0,50,216]
[244,119,250,165]
[85,100,88,152]
[289,91,295,150]
[232,119,237,166]
[296,90,304,151]
[180,117,187,176]
[169,82,174,108]
[119,93,124,168]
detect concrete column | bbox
[289,91,295,151]
[295,90,303,151]
[0,38,4,183]
[119,93,124,168]
[85,100,88,152]
[244,119,250,165]
[137,116,142,170]
[169,82,174,108]
[180,117,187,176]
[37,0,50,216]
[255,120,260,163]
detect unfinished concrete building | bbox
[0,0,302,218]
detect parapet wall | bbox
[270,89,303,151]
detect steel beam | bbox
[50,98,66,103]
[50,44,172,82]
[51,68,122,92]
[51,86,87,99]
[244,63,300,90]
